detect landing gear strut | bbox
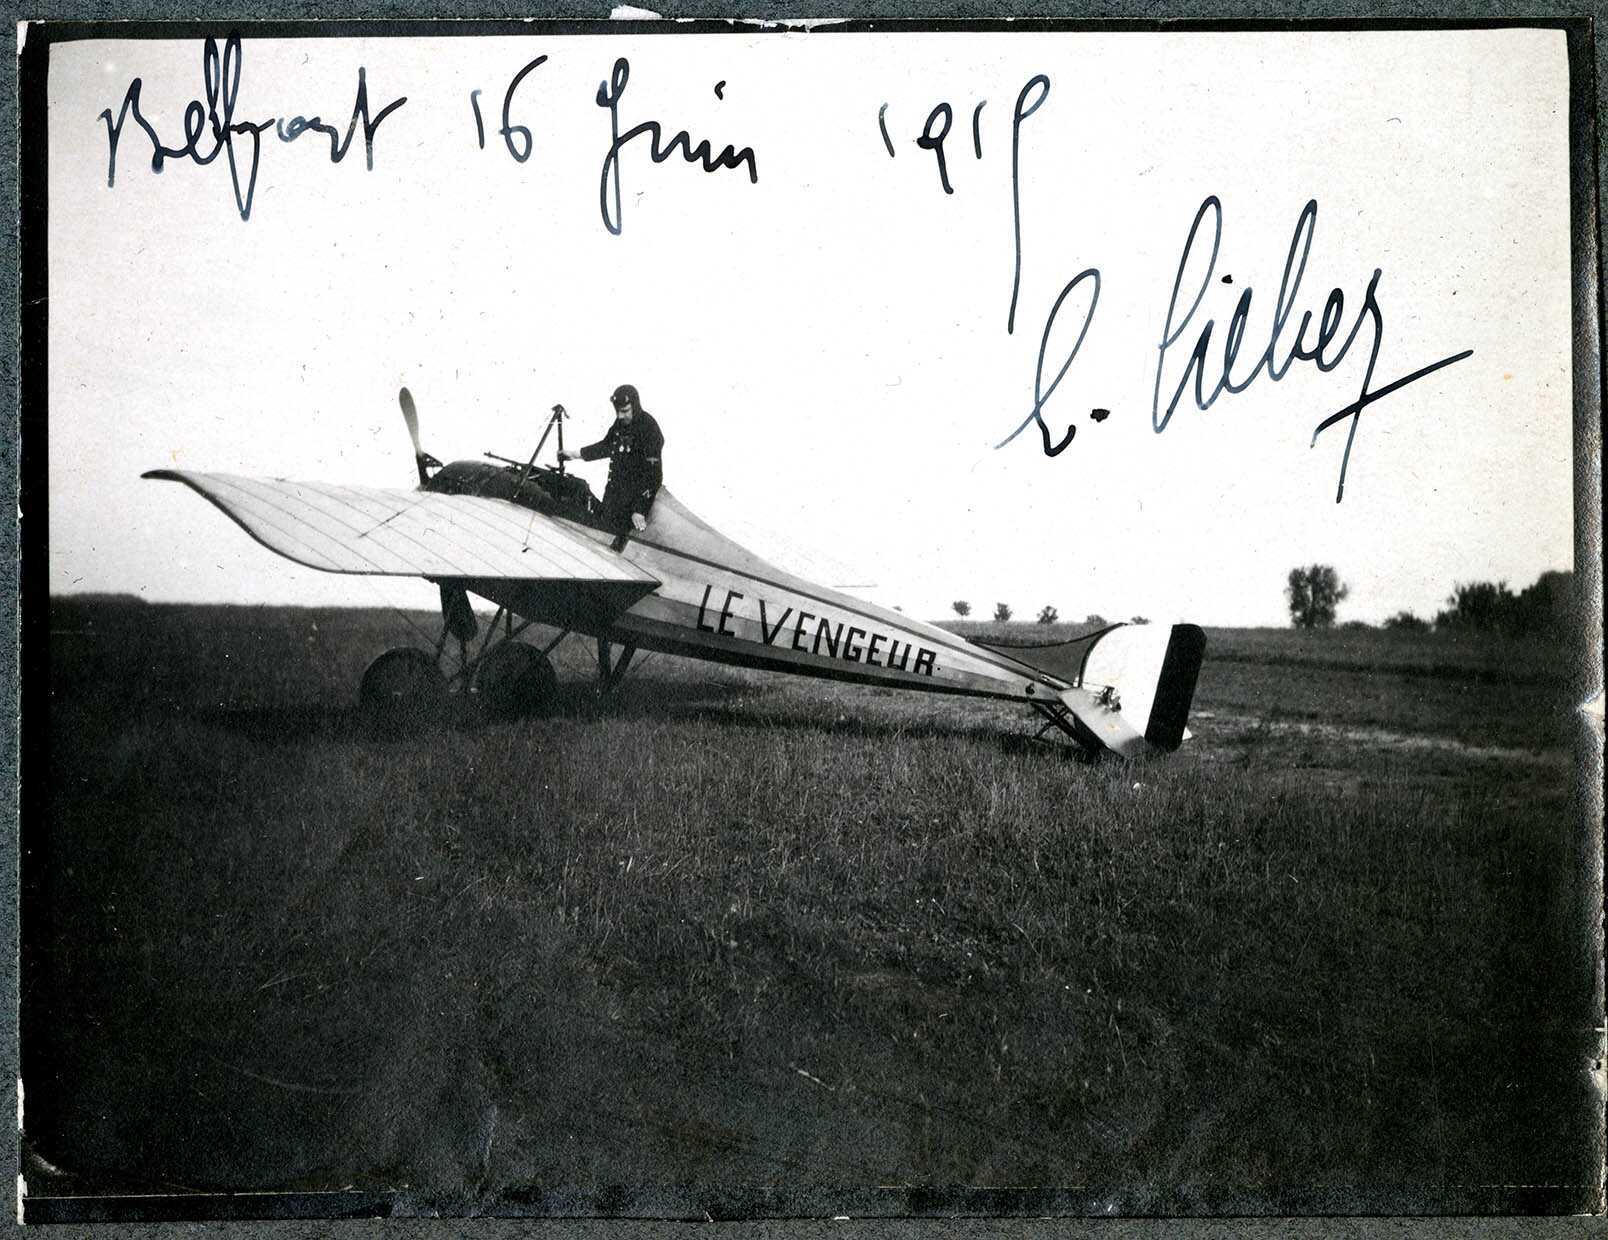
[595,638,638,694]
[1027,699,1104,759]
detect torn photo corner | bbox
[18,17,1603,1224]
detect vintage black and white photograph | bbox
[18,17,1603,1221]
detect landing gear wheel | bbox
[473,642,558,719]
[360,647,446,732]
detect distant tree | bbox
[1435,580,1515,633]
[1129,616,1150,625]
[951,600,971,618]
[1286,564,1349,629]
[1512,570,1573,637]
[1435,572,1572,637]
[1383,610,1430,632]
[1037,605,1059,625]
[1083,614,1109,628]
[993,602,1013,622]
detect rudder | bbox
[1060,622,1206,757]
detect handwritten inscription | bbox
[884,77,1115,460]
[995,268,1102,457]
[93,38,1476,504]
[877,74,1051,335]
[469,54,548,162]
[1154,196,1473,502]
[596,57,759,235]
[695,586,939,677]
[881,78,1471,496]
[98,36,406,222]
[99,41,758,235]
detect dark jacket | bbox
[579,409,664,518]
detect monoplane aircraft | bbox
[145,391,1205,758]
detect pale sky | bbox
[45,27,1579,625]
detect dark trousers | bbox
[600,491,637,550]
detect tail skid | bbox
[987,622,1206,758]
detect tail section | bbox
[981,622,1205,757]
[1061,622,1205,757]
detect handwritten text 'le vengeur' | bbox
[96,37,1471,502]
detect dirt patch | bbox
[1194,710,1568,767]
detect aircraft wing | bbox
[143,470,660,597]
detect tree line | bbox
[951,600,1147,626]
[1288,565,1573,636]
[947,567,1572,636]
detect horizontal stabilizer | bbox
[972,624,1123,686]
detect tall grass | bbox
[24,600,1595,1211]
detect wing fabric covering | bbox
[143,470,660,592]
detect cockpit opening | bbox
[424,458,610,532]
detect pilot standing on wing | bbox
[558,383,664,549]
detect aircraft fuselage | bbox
[462,486,1063,705]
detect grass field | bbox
[23,597,1601,1216]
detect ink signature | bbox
[1154,196,1473,502]
[995,268,1101,458]
[98,35,406,222]
[998,196,1471,498]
